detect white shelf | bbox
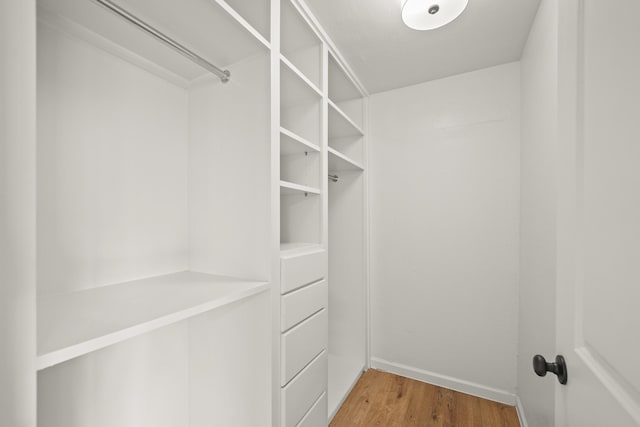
[328,100,364,139]
[280,242,323,257]
[280,180,321,196]
[221,0,270,43]
[281,55,322,98]
[281,56,323,110]
[38,0,270,83]
[281,0,322,90]
[328,147,363,172]
[328,354,365,420]
[328,52,363,103]
[37,271,269,370]
[281,127,320,155]
[281,0,322,57]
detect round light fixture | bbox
[402,0,468,31]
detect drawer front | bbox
[281,280,327,332]
[281,351,327,427]
[281,309,327,385]
[297,392,327,427]
[281,250,326,294]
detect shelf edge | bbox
[281,127,321,152]
[36,281,269,370]
[280,180,321,195]
[281,54,323,98]
[328,147,364,171]
[213,0,271,50]
[328,99,364,136]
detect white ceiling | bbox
[304,0,541,94]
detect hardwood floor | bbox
[330,369,520,427]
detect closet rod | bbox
[94,0,231,83]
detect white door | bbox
[556,0,640,425]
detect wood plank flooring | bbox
[330,369,520,427]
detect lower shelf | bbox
[328,353,366,419]
[37,271,270,370]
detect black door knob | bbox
[533,354,568,385]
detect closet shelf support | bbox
[93,0,231,83]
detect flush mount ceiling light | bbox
[402,0,468,30]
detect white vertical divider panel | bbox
[271,0,282,426]
[188,51,270,280]
[321,45,329,284]
[362,96,371,369]
[0,0,37,425]
[321,42,331,424]
[38,324,189,427]
[189,291,271,427]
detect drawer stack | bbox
[280,246,328,427]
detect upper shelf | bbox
[37,271,270,370]
[328,147,363,172]
[223,0,270,42]
[328,100,364,139]
[281,56,323,108]
[328,52,363,103]
[281,127,320,155]
[281,0,323,90]
[281,55,322,97]
[38,0,270,84]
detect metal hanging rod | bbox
[328,174,339,182]
[94,0,231,83]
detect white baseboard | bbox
[370,357,517,406]
[515,396,529,427]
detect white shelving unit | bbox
[327,52,365,170]
[10,0,368,425]
[279,0,323,252]
[326,48,368,421]
[36,0,273,425]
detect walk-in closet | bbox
[4,0,639,426]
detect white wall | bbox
[369,63,521,401]
[518,0,558,424]
[37,22,189,294]
[0,0,37,425]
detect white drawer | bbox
[281,280,327,332]
[281,249,326,294]
[281,309,327,386]
[297,392,327,427]
[281,351,327,427]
